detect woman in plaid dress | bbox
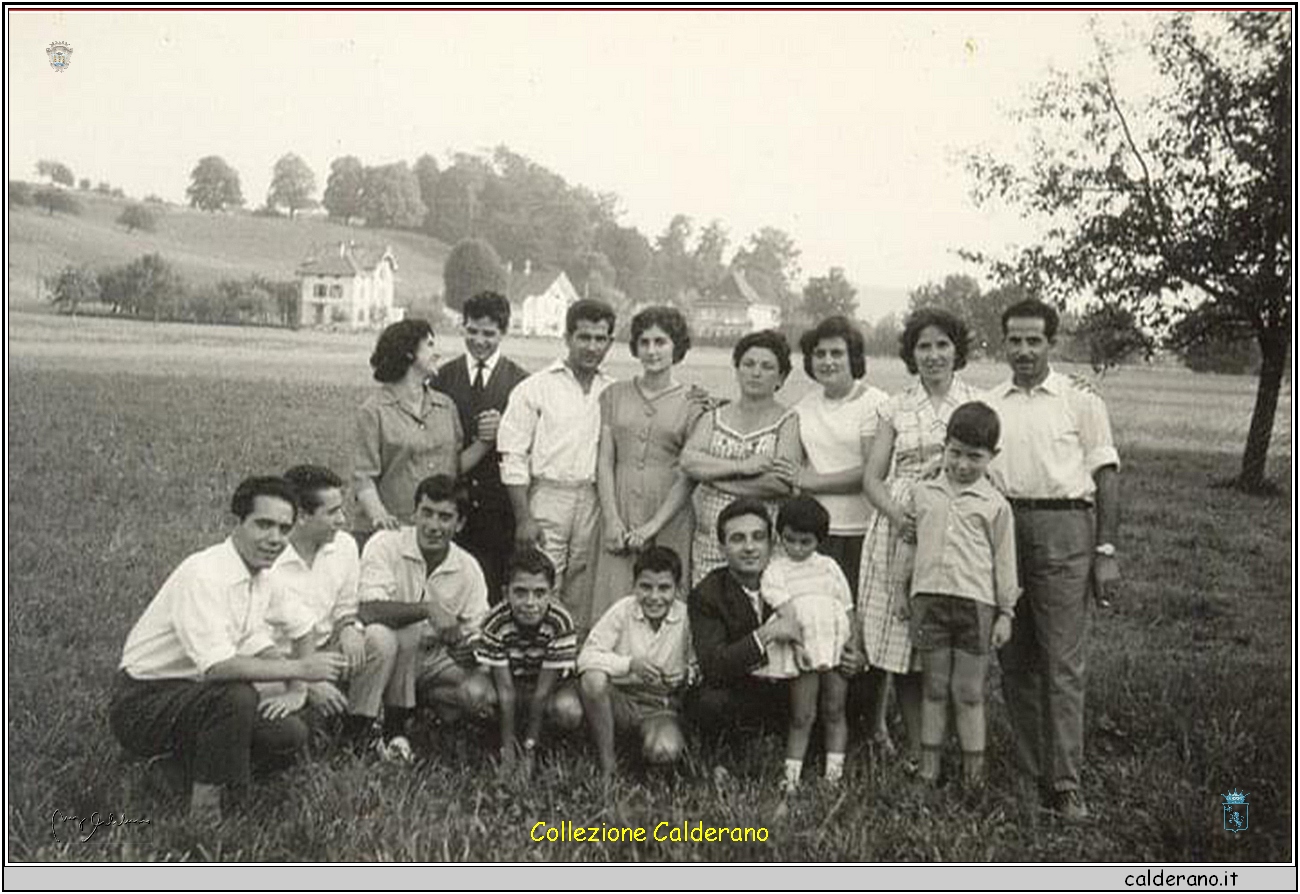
[858,308,978,759]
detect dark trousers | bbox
[109,672,308,789]
[458,505,515,605]
[820,534,865,595]
[688,677,789,738]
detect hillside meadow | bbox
[6,312,1293,863]
[7,188,450,308]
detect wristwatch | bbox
[1095,543,1117,557]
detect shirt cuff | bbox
[499,455,531,487]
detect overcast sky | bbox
[8,8,1164,308]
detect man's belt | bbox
[1009,498,1093,511]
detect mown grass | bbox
[6,320,1292,862]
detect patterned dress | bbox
[689,406,794,587]
[857,376,980,673]
[591,379,703,621]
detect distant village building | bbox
[692,269,782,339]
[296,241,402,328]
[506,259,580,337]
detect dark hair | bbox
[230,476,298,522]
[633,545,684,586]
[565,298,616,336]
[413,474,469,519]
[629,305,692,363]
[716,497,773,544]
[899,308,970,374]
[776,494,830,542]
[370,319,435,383]
[505,547,557,589]
[946,401,1001,453]
[463,290,511,332]
[282,464,343,514]
[799,315,866,380]
[732,329,792,382]
[1001,298,1060,340]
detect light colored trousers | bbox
[530,480,600,630]
[256,624,396,718]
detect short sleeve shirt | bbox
[475,601,578,681]
[794,382,889,534]
[265,533,361,649]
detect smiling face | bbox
[231,495,296,571]
[810,336,853,395]
[912,324,956,388]
[720,512,772,583]
[635,324,676,375]
[413,495,463,564]
[505,570,554,628]
[633,569,679,622]
[943,437,995,487]
[1003,315,1053,388]
[410,333,439,377]
[565,318,614,374]
[297,487,346,548]
[463,315,504,365]
[735,346,784,399]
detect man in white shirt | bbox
[497,298,617,630]
[109,477,348,824]
[262,465,399,747]
[356,474,491,761]
[984,298,1121,822]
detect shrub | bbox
[117,204,157,233]
[33,188,82,216]
[9,181,32,207]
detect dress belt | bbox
[1009,498,1093,511]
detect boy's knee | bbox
[365,625,398,661]
[461,671,497,719]
[548,687,584,731]
[921,669,950,702]
[213,682,260,724]
[642,719,684,765]
[951,675,984,707]
[580,670,609,700]
[789,701,817,730]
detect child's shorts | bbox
[610,686,682,731]
[910,593,995,655]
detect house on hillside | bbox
[506,260,580,337]
[296,241,402,328]
[692,269,782,339]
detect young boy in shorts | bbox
[906,401,1019,788]
[577,545,693,779]
[470,548,584,768]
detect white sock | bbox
[825,752,846,782]
[784,758,803,787]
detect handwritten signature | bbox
[51,809,150,843]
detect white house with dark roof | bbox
[505,260,580,337]
[296,241,402,328]
[691,269,782,339]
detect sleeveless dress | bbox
[591,379,703,621]
[857,377,980,673]
[689,406,794,587]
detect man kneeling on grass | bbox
[109,476,348,824]
[578,546,694,779]
[356,474,490,763]
[466,548,584,771]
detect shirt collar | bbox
[544,357,612,384]
[275,535,340,570]
[996,367,1061,396]
[397,527,464,575]
[378,383,453,409]
[921,472,997,499]
[631,598,685,626]
[218,538,256,585]
[469,350,501,378]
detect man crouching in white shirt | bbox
[109,476,348,824]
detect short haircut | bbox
[899,308,970,374]
[370,319,435,383]
[732,329,792,380]
[946,401,1001,453]
[230,476,298,522]
[716,497,773,544]
[1001,298,1060,340]
[629,305,692,363]
[505,547,557,589]
[633,545,684,586]
[413,474,469,519]
[799,315,866,380]
[282,464,344,514]
[565,298,616,336]
[463,290,511,332]
[776,494,831,542]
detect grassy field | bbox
[7,188,450,308]
[6,312,1293,862]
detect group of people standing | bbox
[109,289,1120,828]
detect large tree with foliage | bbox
[413,154,441,233]
[322,155,365,222]
[966,11,1291,492]
[908,273,1005,357]
[36,159,74,187]
[267,153,317,218]
[803,267,859,321]
[360,162,425,229]
[731,226,802,314]
[186,156,244,212]
[443,238,508,312]
[47,266,99,315]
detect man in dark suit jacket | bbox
[431,291,530,603]
[687,497,801,736]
